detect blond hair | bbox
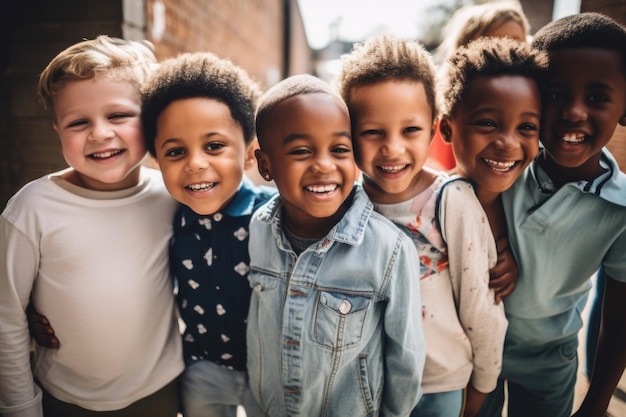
[37,35,156,114]
[434,0,530,65]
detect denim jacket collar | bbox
[255,185,373,251]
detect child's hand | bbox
[26,302,60,348]
[488,236,518,303]
[462,384,487,417]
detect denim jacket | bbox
[246,185,426,417]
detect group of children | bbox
[1,8,626,417]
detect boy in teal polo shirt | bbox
[477,12,626,417]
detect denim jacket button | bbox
[254,283,263,293]
[339,299,351,314]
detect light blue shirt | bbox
[246,185,426,417]
[502,148,626,346]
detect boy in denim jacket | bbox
[247,74,426,417]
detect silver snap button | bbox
[339,300,351,314]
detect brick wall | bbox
[0,0,128,207]
[0,0,310,207]
[145,0,286,89]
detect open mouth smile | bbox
[482,158,518,173]
[561,133,585,144]
[377,164,409,174]
[89,150,123,159]
[305,184,338,194]
[186,182,216,192]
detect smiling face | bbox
[541,48,626,178]
[349,80,434,204]
[255,92,357,238]
[153,97,254,215]
[441,75,541,202]
[53,76,146,191]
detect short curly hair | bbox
[255,73,347,149]
[37,35,156,116]
[141,52,261,156]
[335,33,437,120]
[532,12,626,79]
[439,37,548,117]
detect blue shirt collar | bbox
[531,147,626,206]
[178,176,276,228]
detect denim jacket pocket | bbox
[314,291,372,350]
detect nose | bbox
[494,129,519,151]
[185,150,210,172]
[311,152,335,174]
[562,96,587,123]
[381,134,404,157]
[88,121,115,142]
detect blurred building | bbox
[0,0,311,207]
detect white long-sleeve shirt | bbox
[374,176,508,394]
[0,167,184,417]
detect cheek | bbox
[59,137,84,159]
[354,143,375,166]
[158,164,179,188]
[124,127,147,152]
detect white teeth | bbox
[379,164,407,173]
[562,133,585,143]
[483,158,516,172]
[306,184,338,193]
[187,182,215,191]
[90,150,122,158]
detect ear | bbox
[244,138,259,171]
[430,118,438,143]
[53,122,59,134]
[254,148,273,182]
[439,117,453,143]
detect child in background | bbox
[140,52,274,417]
[476,13,626,417]
[0,36,183,417]
[247,73,426,417]
[427,0,531,171]
[335,33,544,417]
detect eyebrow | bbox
[586,82,617,92]
[469,107,540,118]
[158,132,221,150]
[549,80,616,92]
[281,130,351,144]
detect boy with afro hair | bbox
[141,51,275,417]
